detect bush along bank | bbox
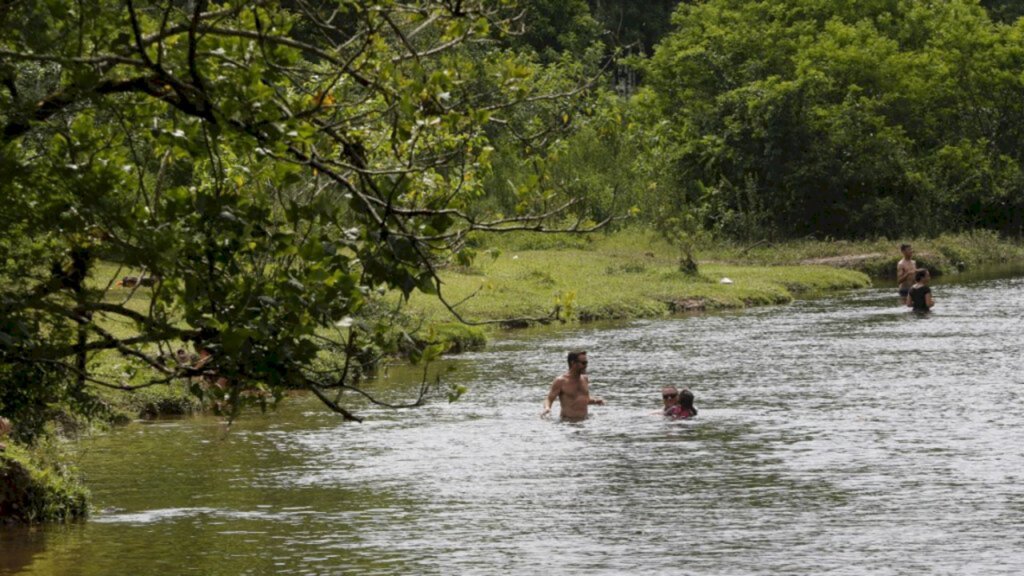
[413,322,488,354]
[89,326,479,424]
[101,384,204,424]
[0,440,88,524]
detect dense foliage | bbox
[587,0,682,54]
[643,0,1024,239]
[1,440,89,523]
[0,0,600,438]
[982,0,1024,24]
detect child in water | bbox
[661,386,698,419]
[907,269,934,312]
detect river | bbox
[2,271,1023,575]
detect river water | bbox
[3,271,1024,575]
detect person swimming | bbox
[661,386,697,419]
[907,269,934,312]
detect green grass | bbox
[66,261,203,421]
[413,322,488,353]
[408,232,872,326]
[406,227,1023,327]
[0,439,89,524]
[694,229,1024,278]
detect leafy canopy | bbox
[645,0,1024,239]
[0,0,599,437]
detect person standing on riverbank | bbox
[907,269,934,312]
[897,244,916,305]
[541,350,605,421]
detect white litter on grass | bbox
[719,277,734,284]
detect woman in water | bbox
[661,386,697,419]
[907,269,934,312]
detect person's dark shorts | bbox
[898,288,910,297]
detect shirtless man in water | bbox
[541,350,605,421]
[896,243,916,305]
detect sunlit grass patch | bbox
[699,230,1024,278]
[408,238,872,326]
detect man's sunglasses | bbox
[662,393,678,400]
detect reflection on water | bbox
[4,275,1024,575]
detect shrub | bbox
[0,440,88,524]
[417,323,487,354]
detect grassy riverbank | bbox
[705,229,1024,278]
[0,440,89,524]
[406,228,1024,329]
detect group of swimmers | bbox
[659,386,697,420]
[541,350,697,422]
[896,244,935,312]
[542,245,931,421]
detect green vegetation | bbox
[406,228,1024,326]
[0,0,604,440]
[102,384,203,423]
[0,440,88,524]
[641,0,1024,240]
[415,323,488,354]
[707,230,1024,278]
[408,229,872,325]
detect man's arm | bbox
[541,378,562,416]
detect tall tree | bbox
[512,0,602,60]
[0,0,600,438]
[981,0,1024,24]
[588,0,681,54]
[644,0,1024,239]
